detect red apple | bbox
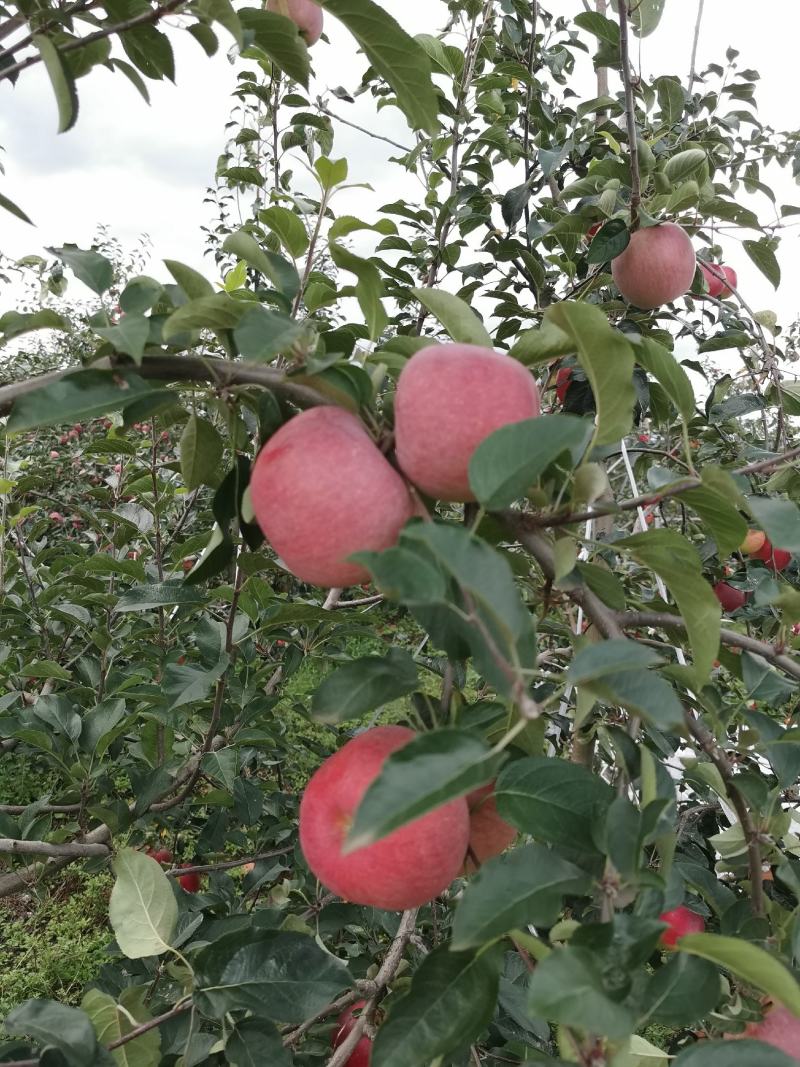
[299,726,470,911]
[250,407,413,588]
[146,847,173,865]
[658,905,705,948]
[49,450,60,459]
[463,783,517,873]
[699,262,725,298]
[555,367,572,404]
[266,0,322,44]
[713,581,748,613]
[611,222,696,309]
[59,434,68,445]
[586,222,602,240]
[753,538,792,572]
[394,344,540,502]
[725,1003,800,1057]
[719,265,738,298]
[178,863,202,893]
[182,559,195,573]
[740,529,766,555]
[331,1001,372,1067]
[49,511,65,523]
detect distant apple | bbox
[740,529,766,555]
[753,538,791,572]
[659,905,705,948]
[713,581,748,613]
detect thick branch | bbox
[0,353,329,420]
[0,824,111,897]
[0,838,110,857]
[684,711,764,916]
[616,1,641,229]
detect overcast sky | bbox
[0,1,797,329]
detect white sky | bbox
[0,1,797,329]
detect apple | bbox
[463,783,516,873]
[266,0,323,44]
[658,905,705,948]
[49,450,60,459]
[611,222,696,309]
[182,559,195,573]
[331,1001,372,1067]
[725,1003,800,1057]
[178,863,202,893]
[740,529,766,555]
[59,435,68,445]
[146,847,173,865]
[250,407,413,588]
[753,538,792,572]
[394,344,540,502]
[49,511,65,523]
[586,222,602,240]
[555,367,572,405]
[699,261,725,298]
[713,581,748,613]
[299,725,470,910]
[719,265,738,298]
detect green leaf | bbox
[34,34,79,132]
[311,648,418,723]
[585,668,685,732]
[119,24,174,81]
[0,310,67,344]
[639,954,721,1027]
[5,370,166,433]
[371,945,501,1067]
[468,413,593,510]
[234,306,303,361]
[747,496,800,552]
[574,11,619,47]
[4,1000,99,1067]
[629,0,666,37]
[568,639,664,684]
[18,659,71,681]
[664,149,708,185]
[329,241,387,340]
[180,416,224,490]
[635,339,695,422]
[239,8,310,87]
[260,205,309,258]
[346,728,504,851]
[194,930,352,1021]
[314,156,348,190]
[617,529,721,684]
[0,188,33,225]
[319,0,440,135]
[109,848,177,958]
[545,301,636,447]
[410,287,492,347]
[47,244,113,294]
[681,486,748,558]
[672,1041,797,1067]
[678,933,800,1015]
[509,320,574,365]
[527,946,635,1039]
[114,580,209,612]
[495,756,614,854]
[655,75,685,125]
[586,218,630,264]
[222,230,300,300]
[743,239,780,289]
[162,655,229,711]
[163,259,214,298]
[94,313,150,363]
[162,294,245,340]
[82,987,160,1067]
[451,844,591,949]
[226,1020,290,1067]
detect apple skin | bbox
[658,905,705,948]
[178,864,202,893]
[611,222,696,309]
[726,1003,800,1057]
[555,367,572,405]
[267,0,323,44]
[146,848,173,865]
[463,783,517,873]
[741,529,767,555]
[394,344,540,502]
[250,407,413,588]
[332,1001,372,1067]
[753,537,792,572]
[719,265,738,298]
[299,725,470,911]
[713,581,748,613]
[699,262,726,298]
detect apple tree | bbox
[2,1,800,1065]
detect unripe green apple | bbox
[250,407,413,588]
[394,343,540,502]
[299,726,470,910]
[611,223,696,309]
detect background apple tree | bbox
[2,0,800,1064]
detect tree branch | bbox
[616,0,641,230]
[687,0,705,90]
[0,824,111,897]
[163,847,292,878]
[0,838,110,857]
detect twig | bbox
[318,101,412,153]
[687,0,705,90]
[282,990,362,1047]
[683,711,764,916]
[616,0,641,230]
[0,838,110,857]
[163,847,292,878]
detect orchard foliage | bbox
[2,0,800,1065]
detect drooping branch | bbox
[615,0,641,230]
